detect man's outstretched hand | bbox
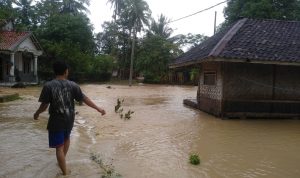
[97,108,106,116]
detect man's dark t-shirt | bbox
[39,79,84,131]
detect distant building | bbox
[0,19,42,84]
[170,18,300,118]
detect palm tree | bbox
[61,0,90,14]
[149,14,173,38]
[34,0,62,26]
[13,0,34,27]
[107,0,124,21]
[125,0,151,86]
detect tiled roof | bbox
[0,31,31,51]
[170,18,300,68]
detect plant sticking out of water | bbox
[124,110,134,120]
[189,154,200,165]
[114,98,134,120]
[90,153,122,178]
[115,98,124,113]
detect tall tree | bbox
[61,0,90,15]
[36,13,95,73]
[173,33,208,50]
[224,0,300,25]
[0,0,16,20]
[125,0,151,86]
[95,21,123,56]
[107,0,125,20]
[137,35,180,83]
[35,0,61,23]
[13,0,35,29]
[148,14,173,38]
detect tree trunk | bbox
[129,25,136,86]
[123,28,132,79]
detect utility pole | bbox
[214,11,217,35]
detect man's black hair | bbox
[53,61,69,76]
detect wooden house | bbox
[170,18,300,118]
[0,20,42,84]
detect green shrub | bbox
[189,154,200,165]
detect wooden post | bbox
[220,62,225,119]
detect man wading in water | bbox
[34,61,106,175]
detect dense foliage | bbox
[0,0,210,83]
[223,0,300,26]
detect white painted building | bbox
[0,20,43,84]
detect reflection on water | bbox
[1,85,300,178]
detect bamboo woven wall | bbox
[222,62,300,115]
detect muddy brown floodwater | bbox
[1,84,300,178]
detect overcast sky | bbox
[88,0,227,37]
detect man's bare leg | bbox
[64,138,70,156]
[56,145,67,175]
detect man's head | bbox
[53,61,69,76]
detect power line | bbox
[168,0,228,24]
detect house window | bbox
[204,71,216,85]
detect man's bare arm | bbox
[34,103,49,120]
[82,96,106,115]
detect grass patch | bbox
[90,153,121,178]
[189,154,200,165]
[0,93,21,103]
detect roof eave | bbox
[170,56,300,68]
[169,56,214,68]
[30,33,44,52]
[216,57,300,66]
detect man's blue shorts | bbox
[48,130,71,148]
